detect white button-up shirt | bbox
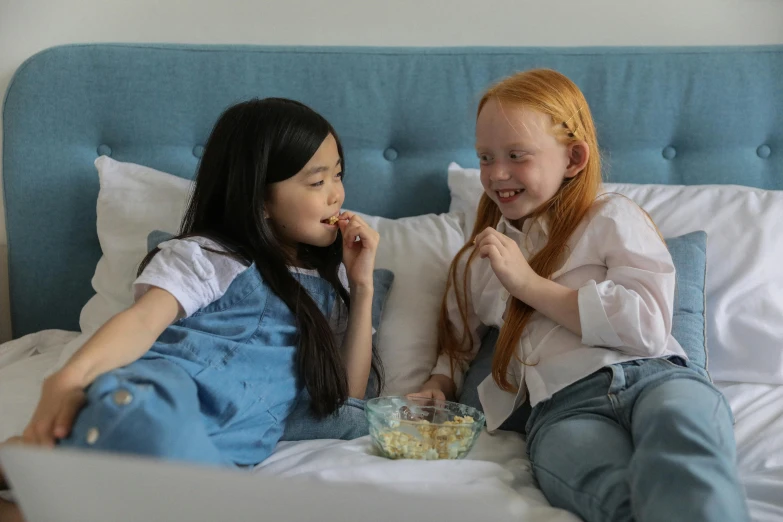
[432,194,687,431]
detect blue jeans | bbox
[525,357,749,522]
[279,373,379,442]
[280,395,369,441]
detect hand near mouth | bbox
[337,211,379,291]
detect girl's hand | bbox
[338,211,379,291]
[406,375,455,402]
[406,388,446,401]
[22,369,86,447]
[16,288,180,448]
[474,226,540,302]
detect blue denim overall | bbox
[61,265,336,467]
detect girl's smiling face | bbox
[476,98,577,227]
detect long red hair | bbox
[438,69,603,391]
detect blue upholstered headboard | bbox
[3,44,782,337]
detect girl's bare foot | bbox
[0,498,25,522]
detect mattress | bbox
[1,330,780,521]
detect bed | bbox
[1,44,782,521]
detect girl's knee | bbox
[62,380,200,457]
[635,378,735,449]
[643,378,730,422]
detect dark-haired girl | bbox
[12,98,382,468]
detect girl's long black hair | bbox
[140,98,383,416]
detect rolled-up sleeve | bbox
[578,198,676,357]
[133,239,247,319]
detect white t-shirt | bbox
[133,237,351,340]
[432,194,687,431]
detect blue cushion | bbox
[146,231,394,339]
[147,229,175,253]
[665,231,708,370]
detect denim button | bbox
[113,389,133,406]
[383,148,398,161]
[97,144,112,157]
[757,145,771,159]
[193,145,205,158]
[662,146,676,160]
[86,427,100,445]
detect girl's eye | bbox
[478,154,492,164]
[310,180,325,187]
[510,151,525,160]
[336,171,344,180]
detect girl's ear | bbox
[565,141,590,179]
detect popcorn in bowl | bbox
[365,397,486,460]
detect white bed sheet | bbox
[0,330,781,521]
[0,330,83,441]
[718,381,783,522]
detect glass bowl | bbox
[365,396,486,460]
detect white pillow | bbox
[67,157,464,395]
[358,212,465,394]
[78,157,191,335]
[448,162,483,237]
[446,162,783,385]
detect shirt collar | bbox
[497,213,550,242]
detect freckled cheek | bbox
[507,165,535,187]
[480,172,492,191]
